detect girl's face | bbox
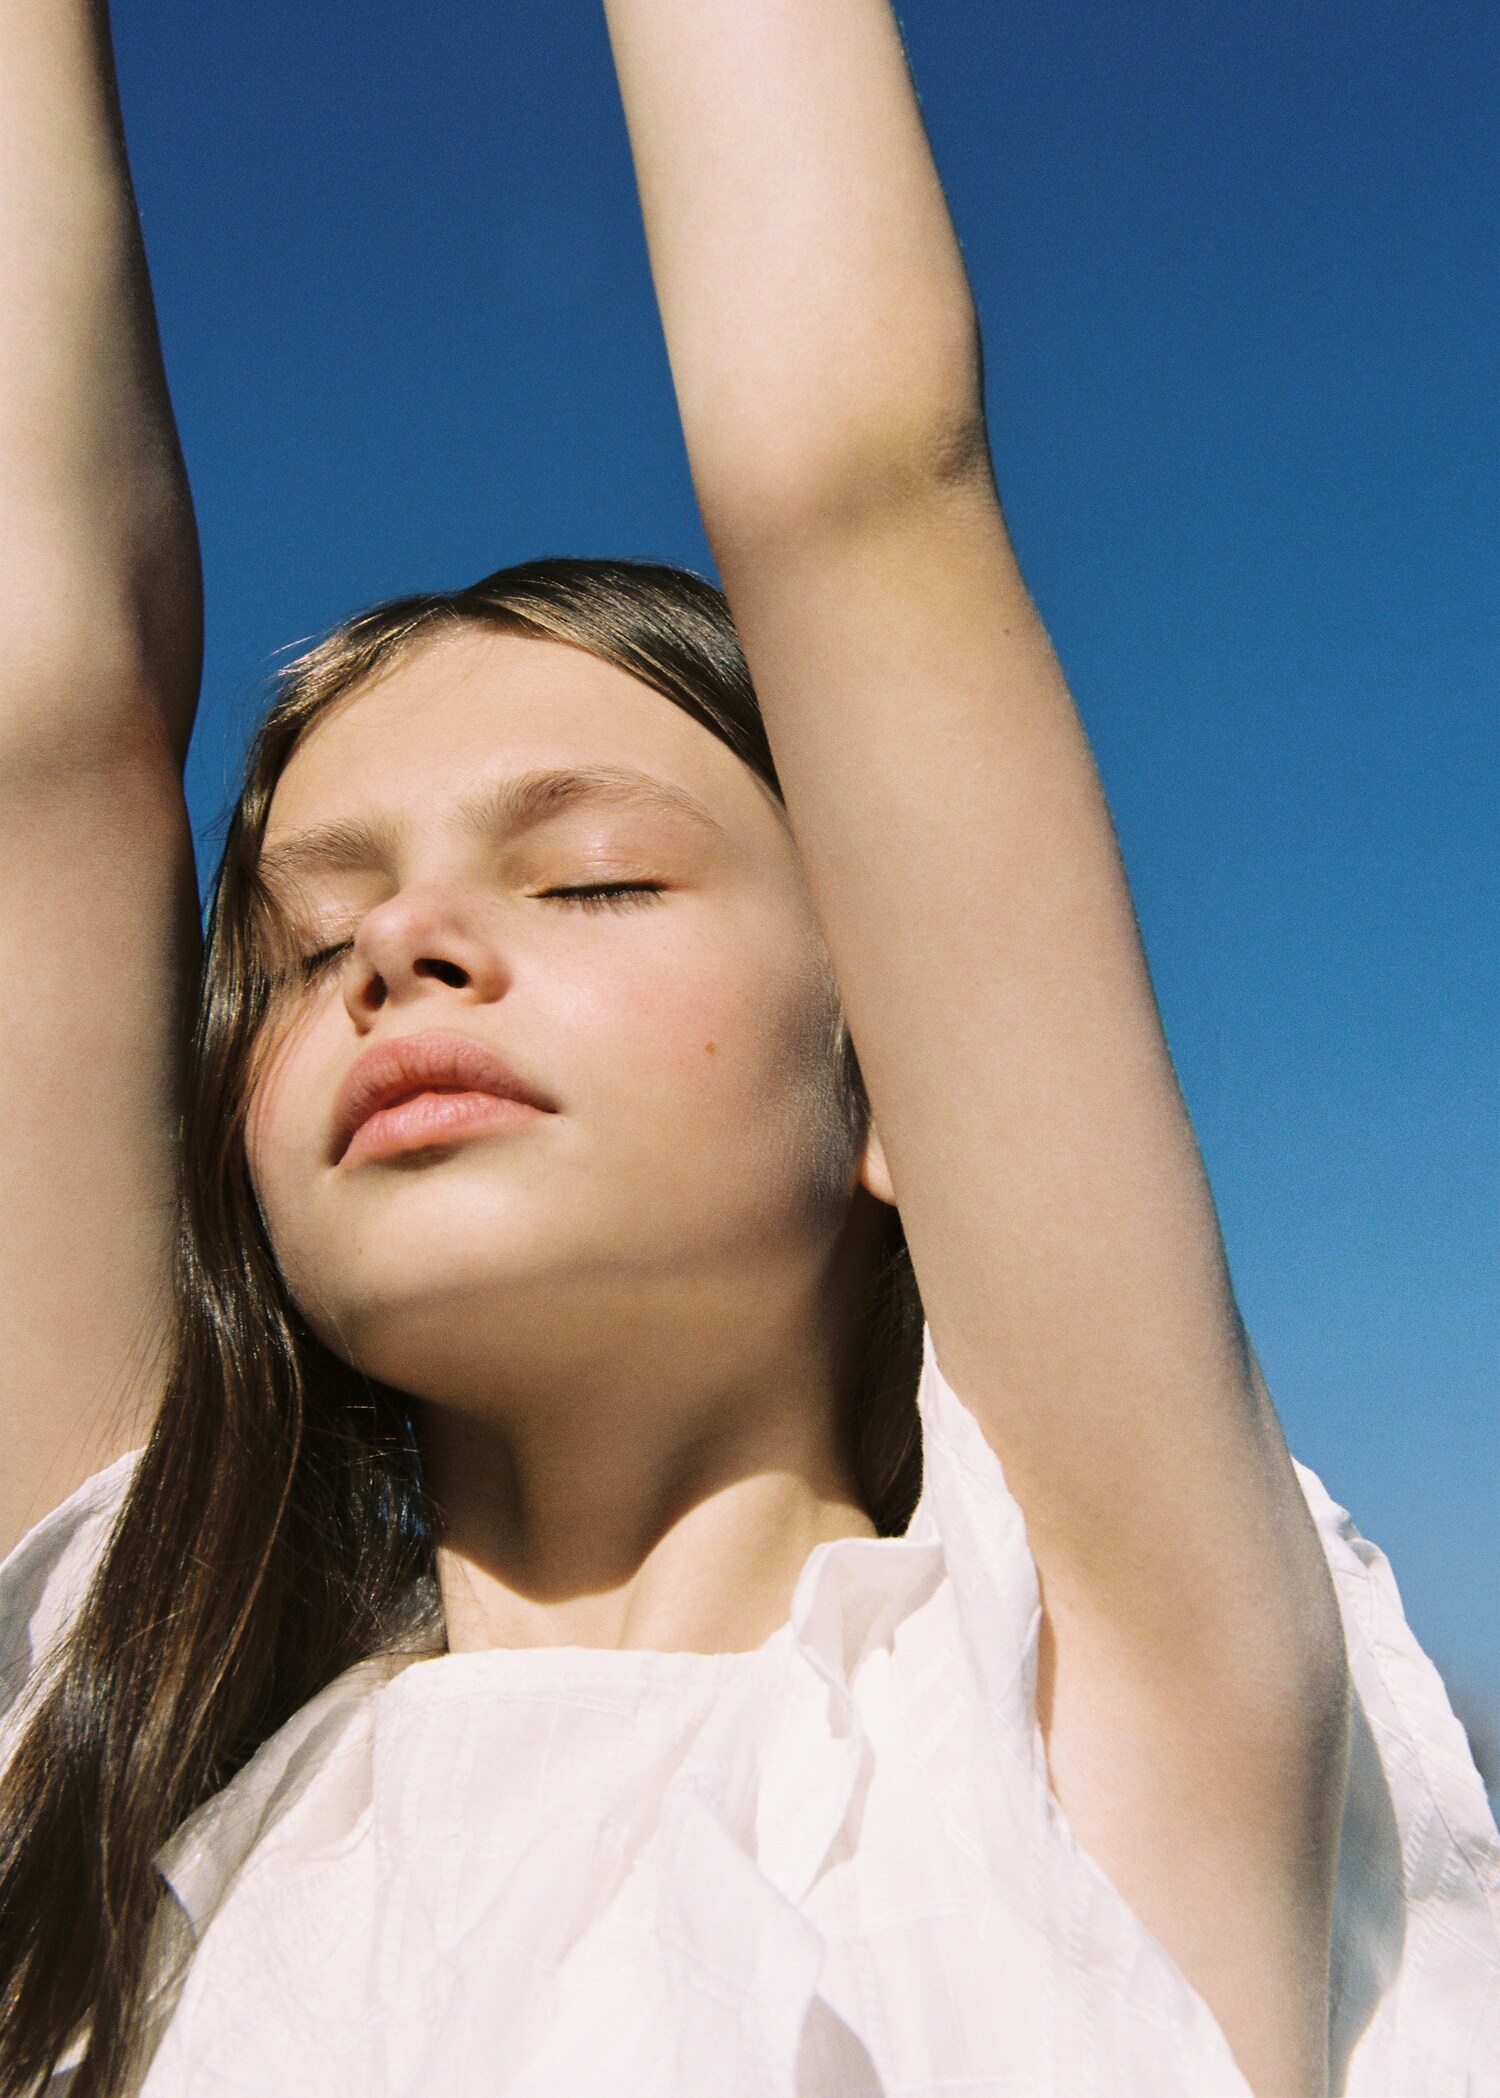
[247,630,873,1408]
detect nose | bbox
[343,885,510,1025]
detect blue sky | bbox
[112,0,1496,1685]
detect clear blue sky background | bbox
[111,1,1496,1686]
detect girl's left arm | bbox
[603,4,1347,2093]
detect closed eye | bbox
[536,882,665,913]
[299,939,354,979]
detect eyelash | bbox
[299,940,353,980]
[294,883,663,973]
[537,882,665,913]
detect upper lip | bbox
[330,1029,556,1162]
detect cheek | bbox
[564,921,852,1201]
[242,1012,338,1266]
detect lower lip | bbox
[343,1089,545,1165]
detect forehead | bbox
[264,630,783,851]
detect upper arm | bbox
[0,695,198,1559]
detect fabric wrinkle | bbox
[2,1335,1495,2096]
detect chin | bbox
[280,1199,646,1383]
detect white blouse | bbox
[3,1331,1497,2096]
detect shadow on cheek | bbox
[239,1010,328,1247]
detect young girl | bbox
[0,3,1494,2094]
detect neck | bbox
[418,1267,877,1655]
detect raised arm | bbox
[603,4,1347,2090]
[0,0,200,1554]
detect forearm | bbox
[603,0,985,530]
[0,0,200,762]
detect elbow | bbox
[0,549,199,783]
[691,308,994,553]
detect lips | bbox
[330,1030,555,1165]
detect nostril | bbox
[414,957,469,990]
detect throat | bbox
[427,1419,875,1657]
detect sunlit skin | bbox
[0,0,1353,2084]
[247,628,895,1654]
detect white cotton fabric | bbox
[3,1334,1498,2097]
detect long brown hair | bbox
[0,559,922,2096]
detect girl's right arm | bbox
[0,0,200,1558]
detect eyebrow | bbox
[458,765,726,842]
[258,815,395,887]
[259,765,724,885]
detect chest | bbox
[139,1634,1056,2097]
